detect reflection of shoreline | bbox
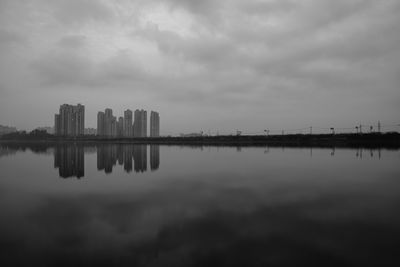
[0,146,17,158]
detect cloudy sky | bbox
[0,0,399,134]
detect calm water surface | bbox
[0,144,399,266]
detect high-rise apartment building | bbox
[97,108,157,138]
[150,111,160,137]
[124,109,133,137]
[97,108,118,137]
[97,112,105,136]
[54,104,85,136]
[54,114,60,135]
[134,109,147,137]
[104,108,113,137]
[117,117,124,137]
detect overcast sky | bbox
[0,0,399,134]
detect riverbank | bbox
[1,132,399,148]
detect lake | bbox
[0,144,399,266]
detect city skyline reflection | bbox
[97,144,160,174]
[53,144,160,178]
[54,144,84,178]
[0,144,388,179]
[0,144,399,266]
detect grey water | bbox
[0,144,399,266]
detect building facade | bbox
[97,112,105,136]
[54,104,85,136]
[117,117,124,137]
[110,116,117,137]
[124,109,133,137]
[134,109,147,137]
[150,111,160,137]
[104,108,113,137]
[54,114,60,135]
[97,108,119,137]
[95,108,158,138]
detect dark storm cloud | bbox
[0,29,26,46]
[30,48,153,89]
[97,50,150,83]
[44,0,114,25]
[241,0,297,16]
[30,51,93,86]
[57,35,87,49]
[161,0,221,17]
[0,0,399,131]
[134,23,238,70]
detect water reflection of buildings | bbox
[134,145,147,172]
[54,145,84,178]
[97,144,159,174]
[150,145,160,171]
[97,145,117,173]
[0,146,17,158]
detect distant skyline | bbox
[1,0,399,135]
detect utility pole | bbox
[378,121,381,133]
[310,126,312,135]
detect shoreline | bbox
[1,133,399,148]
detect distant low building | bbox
[180,132,203,137]
[0,125,17,136]
[84,128,97,135]
[36,126,54,134]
